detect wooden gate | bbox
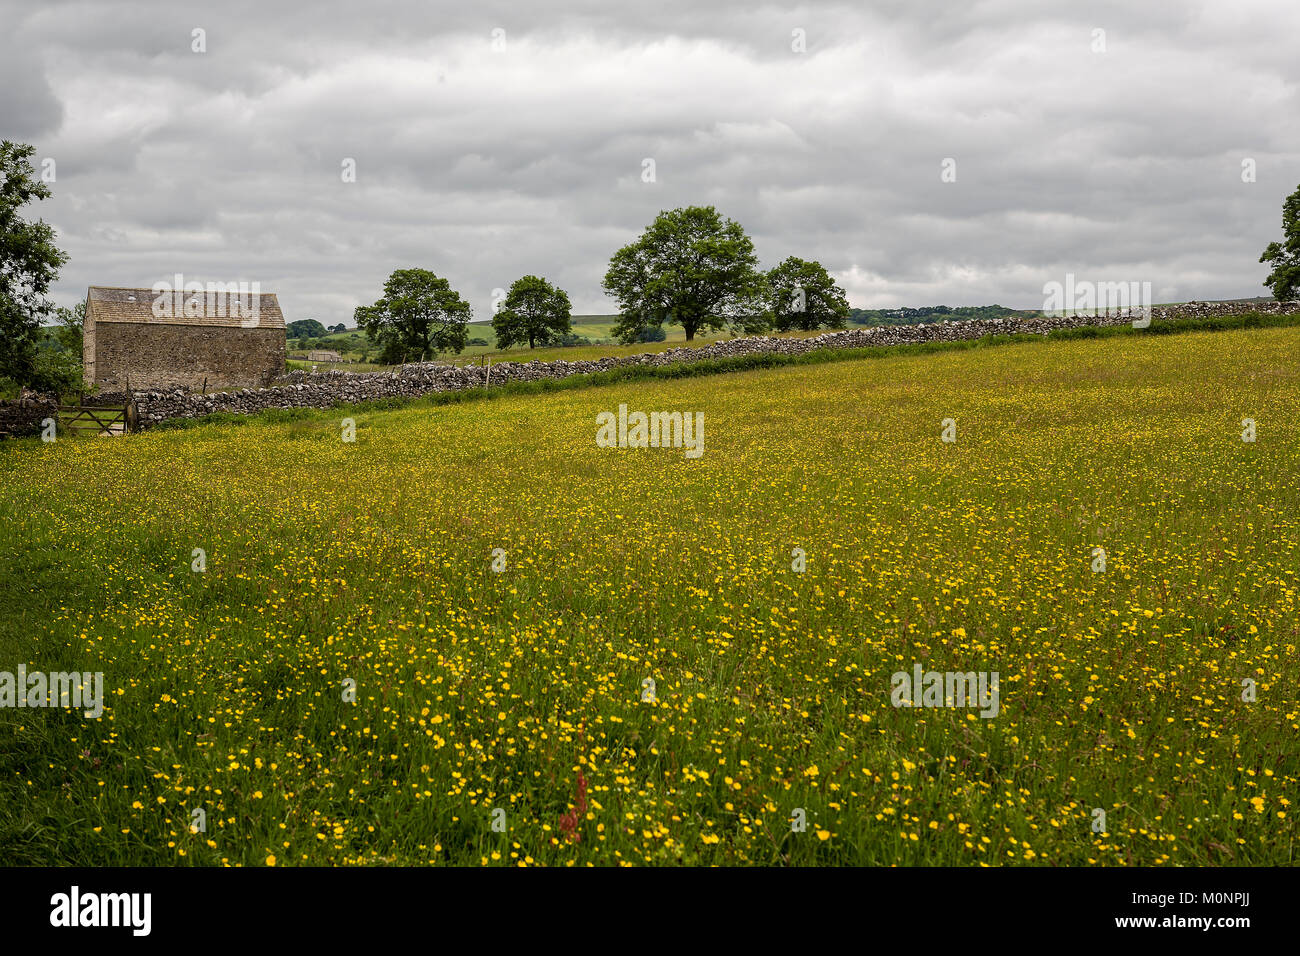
[57,401,138,436]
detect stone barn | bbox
[83,285,287,391]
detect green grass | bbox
[1,321,1297,866]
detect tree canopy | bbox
[286,319,327,339]
[0,140,71,392]
[1261,182,1300,301]
[603,206,765,342]
[354,269,472,363]
[52,299,85,355]
[766,256,850,332]
[492,275,572,349]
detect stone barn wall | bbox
[90,322,286,390]
[83,285,287,391]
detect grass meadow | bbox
[1,324,1297,865]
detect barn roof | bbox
[86,286,286,330]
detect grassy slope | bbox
[1,326,1297,865]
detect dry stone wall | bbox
[0,390,59,438]
[130,301,1300,429]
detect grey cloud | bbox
[0,0,1297,321]
[0,44,63,139]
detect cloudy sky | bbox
[3,0,1298,323]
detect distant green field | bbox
[2,323,1297,865]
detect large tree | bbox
[766,256,850,331]
[1260,182,1300,301]
[354,268,472,363]
[1,141,69,391]
[603,206,765,343]
[492,275,572,349]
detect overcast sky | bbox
[2,0,1298,323]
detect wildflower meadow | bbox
[1,325,1297,866]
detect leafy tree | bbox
[0,141,70,392]
[32,347,83,395]
[603,206,765,343]
[52,298,85,354]
[766,257,850,331]
[286,319,327,339]
[31,298,87,395]
[1260,182,1300,301]
[492,275,573,349]
[354,268,472,363]
[329,323,348,333]
[635,325,666,343]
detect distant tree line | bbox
[847,304,1028,326]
